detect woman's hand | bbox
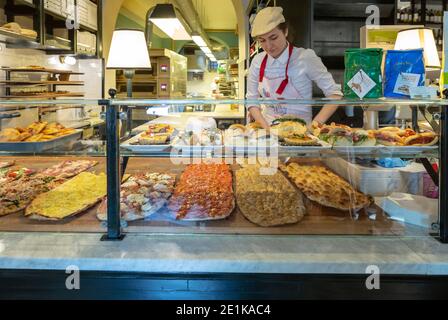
[248,106,271,130]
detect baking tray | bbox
[0,130,82,152]
[121,133,172,153]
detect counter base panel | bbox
[1,269,448,299]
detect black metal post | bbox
[440,105,448,243]
[100,98,124,241]
[419,158,439,187]
[412,106,419,132]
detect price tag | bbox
[409,86,438,99]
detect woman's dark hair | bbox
[277,22,293,42]
[278,22,288,33]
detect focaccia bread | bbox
[25,172,107,220]
[280,163,372,211]
[236,165,306,227]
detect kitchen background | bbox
[0,0,446,102]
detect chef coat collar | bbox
[267,43,291,67]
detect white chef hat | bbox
[251,7,285,37]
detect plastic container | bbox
[423,163,439,198]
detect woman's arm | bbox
[302,49,344,124]
[246,53,270,128]
[313,94,342,124]
[248,107,270,130]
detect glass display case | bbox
[0,99,107,233]
[0,98,446,243]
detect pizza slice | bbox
[0,174,66,216]
[404,132,438,146]
[40,160,98,178]
[0,160,14,169]
[97,172,175,222]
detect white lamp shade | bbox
[107,29,151,69]
[395,28,441,68]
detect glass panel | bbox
[114,100,441,239]
[0,98,441,240]
[0,99,107,233]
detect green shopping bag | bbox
[344,48,383,99]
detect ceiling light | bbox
[192,35,207,47]
[201,47,212,54]
[149,4,191,40]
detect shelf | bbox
[44,9,68,21]
[0,28,40,48]
[1,67,84,75]
[0,80,84,86]
[0,92,85,99]
[79,24,98,34]
[15,0,36,8]
[119,145,439,159]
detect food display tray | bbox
[0,130,82,152]
[121,133,172,153]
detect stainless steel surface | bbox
[0,129,82,152]
[364,110,379,129]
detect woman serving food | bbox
[246,6,343,128]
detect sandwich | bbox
[326,127,353,146]
[374,130,404,146]
[378,126,416,138]
[313,122,352,143]
[271,117,307,141]
[352,129,376,146]
[403,132,438,146]
[228,124,247,132]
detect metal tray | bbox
[331,145,439,157]
[121,133,172,153]
[0,130,82,152]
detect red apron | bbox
[257,43,311,124]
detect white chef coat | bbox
[246,45,343,124]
